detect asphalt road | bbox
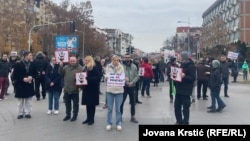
[0,76,250,141]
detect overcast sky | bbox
[54,0,216,53]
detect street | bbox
[0,76,250,141]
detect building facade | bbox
[202,0,250,49]
[103,28,134,55]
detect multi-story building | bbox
[0,0,55,53]
[175,26,201,56]
[103,28,134,55]
[202,0,250,49]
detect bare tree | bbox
[200,16,230,57]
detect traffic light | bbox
[70,21,75,33]
[126,47,130,53]
[30,46,33,52]
[131,47,135,53]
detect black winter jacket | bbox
[174,60,196,96]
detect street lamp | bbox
[75,26,85,58]
[177,18,191,54]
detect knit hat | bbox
[169,56,176,63]
[212,60,220,69]
[180,51,189,60]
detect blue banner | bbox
[55,35,78,54]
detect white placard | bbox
[107,73,125,87]
[138,67,145,76]
[227,51,239,60]
[55,50,69,63]
[170,66,183,82]
[75,72,87,85]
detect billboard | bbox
[55,35,78,54]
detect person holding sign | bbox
[58,56,83,122]
[173,51,196,125]
[81,56,102,125]
[166,56,177,103]
[104,55,125,131]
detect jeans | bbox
[121,87,136,117]
[243,71,248,80]
[141,78,151,96]
[106,92,123,125]
[174,95,191,125]
[210,88,225,111]
[221,77,229,96]
[48,90,60,111]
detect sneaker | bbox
[47,110,52,115]
[116,125,122,131]
[147,95,151,98]
[0,99,2,101]
[106,125,112,131]
[54,110,59,115]
[4,97,8,100]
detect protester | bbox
[81,56,102,125]
[207,60,226,113]
[59,56,83,122]
[105,55,124,131]
[0,53,11,100]
[173,51,196,125]
[133,57,142,104]
[230,60,238,82]
[196,57,210,100]
[242,60,249,81]
[13,52,36,119]
[152,58,160,87]
[121,54,139,123]
[45,56,62,115]
[33,51,49,100]
[166,56,177,103]
[219,54,231,97]
[140,57,154,97]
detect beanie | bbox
[180,51,189,60]
[170,56,176,63]
[212,60,220,69]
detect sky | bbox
[54,0,216,53]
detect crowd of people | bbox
[0,50,249,128]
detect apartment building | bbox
[202,0,250,48]
[103,28,134,55]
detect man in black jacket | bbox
[0,53,11,100]
[173,51,196,125]
[33,52,49,101]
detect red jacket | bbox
[140,62,154,79]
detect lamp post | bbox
[177,18,191,54]
[75,26,85,58]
